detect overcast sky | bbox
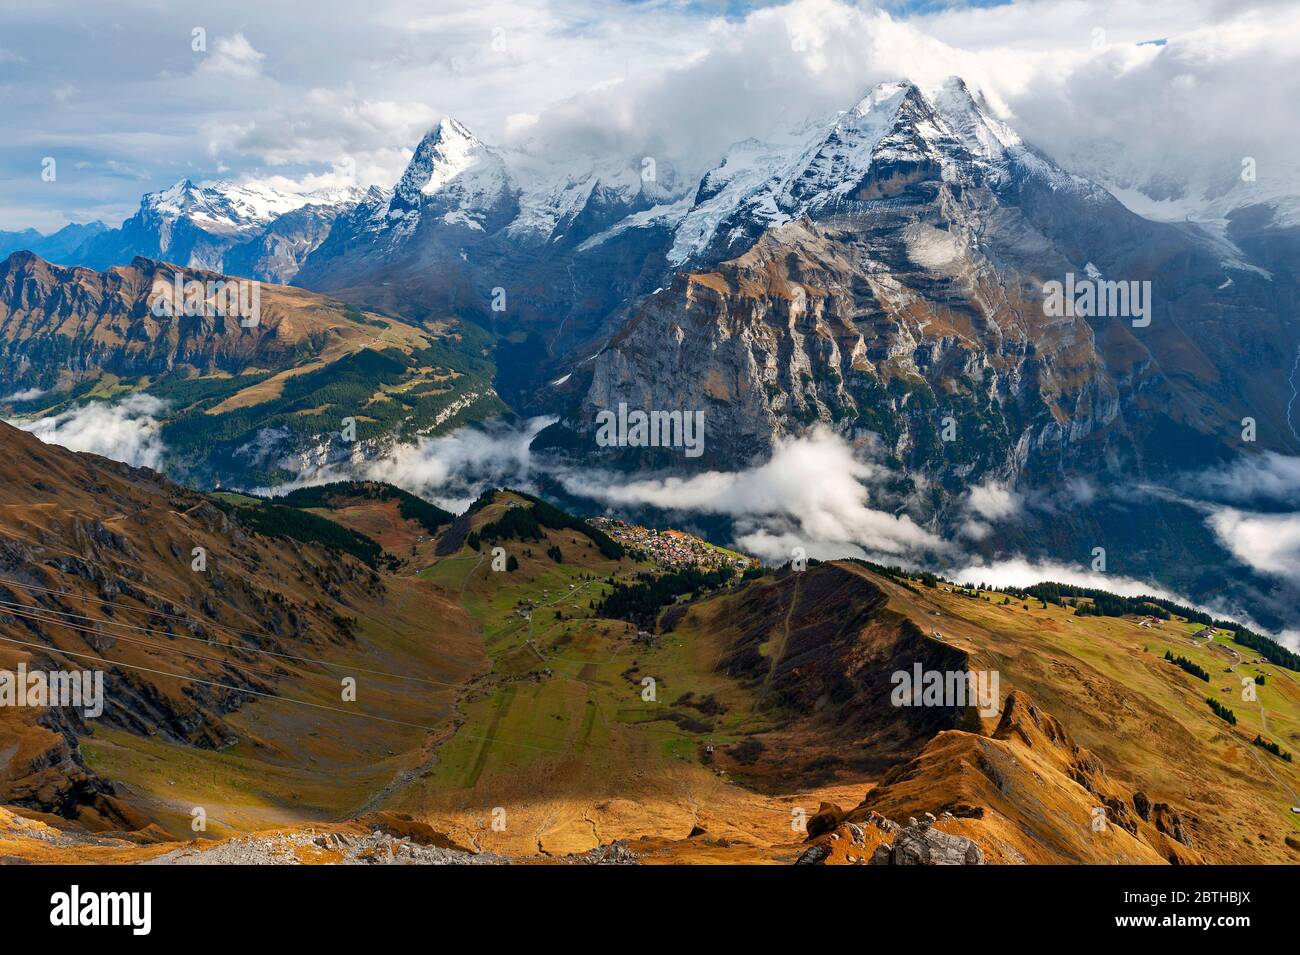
[3,0,1297,231]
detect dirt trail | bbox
[352,720,461,817]
[759,573,800,702]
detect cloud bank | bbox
[9,395,169,470]
[358,415,551,512]
[260,415,554,514]
[292,416,1299,648]
[948,556,1184,602]
[555,425,945,563]
[1207,508,1300,583]
[1185,451,1300,506]
[20,398,1294,647]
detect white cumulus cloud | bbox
[555,425,946,563]
[1187,452,1300,506]
[198,32,266,80]
[1206,507,1300,581]
[262,416,554,513]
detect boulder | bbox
[805,801,846,839]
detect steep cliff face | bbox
[222,197,373,285]
[562,79,1299,495]
[579,211,1116,488]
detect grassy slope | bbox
[156,320,506,485]
[8,286,506,487]
[0,424,491,842]
[865,578,1300,862]
[8,446,1297,862]
[393,523,1300,862]
[79,572,486,840]
[390,493,828,859]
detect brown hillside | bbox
[0,421,484,836]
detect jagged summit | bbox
[382,115,517,236]
[141,178,328,234]
[146,178,371,226]
[663,76,1020,264]
[69,178,371,278]
[46,75,1062,288]
[395,116,495,200]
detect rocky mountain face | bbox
[0,252,384,389]
[498,77,1300,635]
[14,78,1298,465]
[69,179,369,282]
[220,190,385,284]
[276,78,1299,490]
[291,117,686,396]
[63,78,1296,480]
[553,79,1299,490]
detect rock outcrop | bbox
[796,808,984,865]
[872,817,985,865]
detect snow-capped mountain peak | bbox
[138,178,363,239]
[657,76,1112,267]
[665,79,959,264]
[384,116,517,234]
[421,118,482,194]
[504,154,687,245]
[296,184,372,208]
[802,81,942,190]
[847,80,912,118]
[929,75,1022,164]
[68,177,372,279]
[394,117,501,201]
